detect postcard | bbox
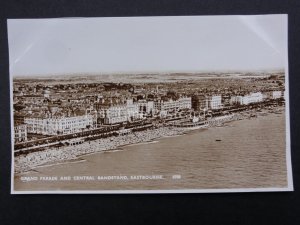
[8,15,293,193]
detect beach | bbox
[14,110,287,190]
[14,107,288,191]
[14,108,284,174]
[14,126,186,173]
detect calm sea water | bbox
[15,112,287,191]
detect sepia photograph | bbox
[8,15,293,193]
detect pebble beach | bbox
[14,107,284,174]
[15,127,185,173]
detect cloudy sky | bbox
[7,15,287,77]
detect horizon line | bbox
[13,68,285,79]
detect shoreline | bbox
[15,126,186,174]
[28,158,87,173]
[14,107,285,175]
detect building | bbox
[191,95,207,111]
[97,99,144,125]
[247,92,263,104]
[207,95,222,110]
[126,99,140,119]
[24,115,95,135]
[14,124,27,143]
[192,95,223,110]
[262,91,273,100]
[22,94,45,105]
[101,104,128,125]
[230,92,263,105]
[155,97,192,113]
[230,96,244,105]
[272,90,282,99]
[177,97,192,110]
[24,117,45,134]
[222,94,232,106]
[43,89,51,98]
[99,100,141,125]
[137,100,154,115]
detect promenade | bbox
[14,105,285,174]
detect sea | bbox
[14,112,288,191]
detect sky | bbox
[7,15,287,77]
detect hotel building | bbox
[154,97,192,113]
[100,105,128,125]
[192,95,222,110]
[207,95,222,110]
[230,92,263,105]
[24,115,95,135]
[14,124,27,143]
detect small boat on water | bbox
[215,139,222,142]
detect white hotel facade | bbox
[102,104,129,124]
[207,95,222,110]
[230,92,263,105]
[24,115,96,135]
[154,97,192,112]
[99,99,141,125]
[99,97,192,124]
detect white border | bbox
[8,14,293,194]
[283,15,294,191]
